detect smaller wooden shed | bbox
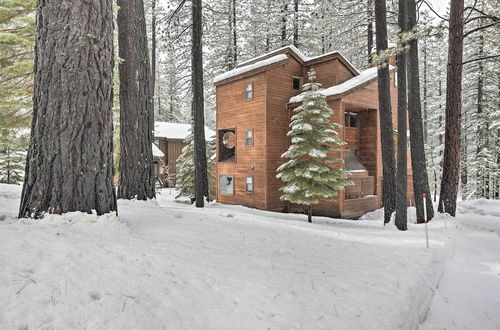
[153,121,214,187]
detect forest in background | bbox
[0,0,498,202]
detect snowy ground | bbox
[0,184,498,330]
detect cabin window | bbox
[292,75,303,90]
[245,83,253,100]
[218,129,236,162]
[153,161,158,177]
[220,175,234,195]
[245,129,253,146]
[344,112,358,127]
[245,176,254,192]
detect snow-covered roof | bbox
[289,65,395,104]
[213,54,288,83]
[154,122,214,140]
[152,143,164,158]
[236,45,359,74]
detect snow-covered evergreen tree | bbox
[175,128,216,199]
[0,129,27,184]
[276,69,352,222]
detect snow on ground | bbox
[0,184,498,329]
[420,199,500,330]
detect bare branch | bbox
[422,0,448,21]
[464,20,500,37]
[462,54,500,65]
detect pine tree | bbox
[277,69,352,223]
[175,128,216,200]
[117,0,156,200]
[374,0,396,224]
[19,0,116,218]
[0,0,35,130]
[0,128,27,184]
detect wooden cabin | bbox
[153,122,213,187]
[214,45,414,219]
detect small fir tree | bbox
[277,69,352,223]
[0,129,27,184]
[175,127,216,200]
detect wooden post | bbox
[308,205,312,223]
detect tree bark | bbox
[19,0,116,218]
[293,0,299,47]
[232,0,237,65]
[374,0,396,224]
[407,0,434,222]
[281,2,288,46]
[117,0,155,200]
[439,0,465,216]
[151,0,157,107]
[307,205,312,223]
[367,0,374,65]
[192,0,209,207]
[395,0,408,231]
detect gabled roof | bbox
[152,143,164,158]
[213,54,288,84]
[154,122,214,141]
[289,65,396,104]
[214,45,359,85]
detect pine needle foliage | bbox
[175,127,215,199]
[277,69,353,207]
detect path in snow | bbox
[421,200,500,330]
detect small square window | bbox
[220,175,234,195]
[245,83,253,100]
[246,176,254,192]
[245,129,253,146]
[344,112,358,127]
[293,75,303,90]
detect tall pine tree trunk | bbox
[367,0,374,65]
[281,2,288,46]
[19,0,116,218]
[395,0,408,231]
[407,0,434,222]
[374,0,396,224]
[151,0,157,109]
[192,0,209,207]
[293,0,299,47]
[117,0,155,200]
[439,0,464,216]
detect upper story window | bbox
[245,176,254,192]
[245,129,253,146]
[293,75,303,90]
[344,112,358,128]
[219,129,236,162]
[245,83,253,100]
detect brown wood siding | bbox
[216,71,267,209]
[215,50,415,218]
[265,57,305,212]
[342,196,379,219]
[305,59,355,88]
[344,127,359,150]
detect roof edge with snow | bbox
[289,65,395,104]
[213,54,288,84]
